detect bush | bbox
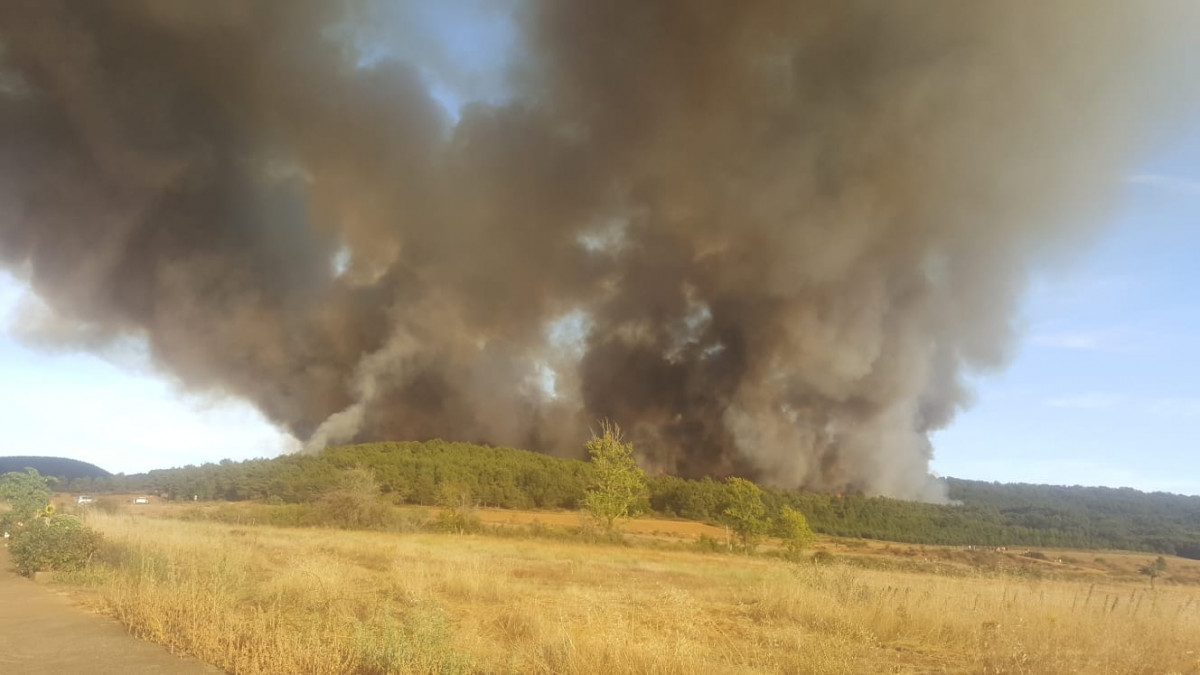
[91,499,121,515]
[433,482,482,534]
[8,515,103,577]
[811,550,836,566]
[433,508,482,534]
[318,468,392,529]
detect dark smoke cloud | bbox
[1,0,1197,499]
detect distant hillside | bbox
[50,440,1200,558]
[0,456,112,481]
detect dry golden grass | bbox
[469,507,730,540]
[62,511,1200,674]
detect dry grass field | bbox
[43,508,1200,674]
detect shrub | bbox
[811,550,836,565]
[433,508,482,534]
[91,499,121,515]
[318,468,392,529]
[9,515,103,577]
[434,483,482,534]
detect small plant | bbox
[1139,556,1168,588]
[525,519,550,538]
[8,514,103,577]
[434,482,482,534]
[91,499,121,515]
[694,533,724,553]
[811,550,835,565]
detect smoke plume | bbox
[1,1,1196,499]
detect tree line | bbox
[49,440,1200,559]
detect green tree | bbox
[0,469,53,531]
[721,477,768,552]
[778,505,816,559]
[582,422,648,532]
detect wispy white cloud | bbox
[1044,392,1200,418]
[1028,325,1145,352]
[1144,397,1200,418]
[1030,330,1106,350]
[1126,173,1200,194]
[1045,392,1124,409]
[1026,274,1138,311]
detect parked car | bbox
[133,497,150,504]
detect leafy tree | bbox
[0,469,53,530]
[722,477,768,552]
[778,505,816,558]
[582,422,648,532]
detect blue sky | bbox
[0,302,296,473]
[929,131,1200,494]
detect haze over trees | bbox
[35,441,1200,559]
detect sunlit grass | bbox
[68,512,1200,674]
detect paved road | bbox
[0,548,221,674]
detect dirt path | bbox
[0,548,221,675]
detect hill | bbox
[50,440,1200,559]
[0,456,112,481]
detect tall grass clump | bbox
[81,513,472,674]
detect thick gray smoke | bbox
[1,1,1196,499]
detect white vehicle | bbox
[76,495,95,504]
[133,497,150,505]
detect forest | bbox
[24,440,1200,559]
